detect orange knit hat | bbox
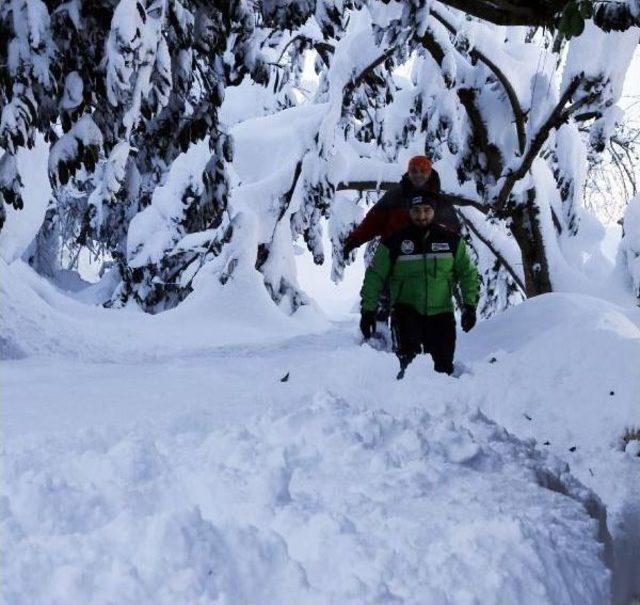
[408,155,432,172]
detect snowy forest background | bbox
[2,0,640,315]
[2,2,640,605]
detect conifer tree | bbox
[2,0,638,315]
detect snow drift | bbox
[3,393,612,605]
[3,262,639,605]
[0,257,329,361]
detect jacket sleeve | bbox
[360,244,392,312]
[453,239,480,306]
[346,189,395,247]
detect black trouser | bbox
[391,305,456,375]
[377,283,391,322]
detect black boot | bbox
[396,354,414,380]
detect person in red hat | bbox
[342,155,458,259]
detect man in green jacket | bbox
[360,196,480,378]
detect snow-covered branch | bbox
[336,181,488,213]
[495,77,583,212]
[458,208,526,293]
[430,9,527,154]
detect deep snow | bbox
[2,5,639,603]
[2,259,639,605]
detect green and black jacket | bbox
[361,223,480,316]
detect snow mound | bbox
[3,393,611,605]
[461,292,640,481]
[459,292,640,604]
[0,258,329,361]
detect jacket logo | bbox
[432,242,450,251]
[401,240,415,254]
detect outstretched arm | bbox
[345,206,386,251]
[345,187,399,252]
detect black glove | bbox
[360,310,377,339]
[461,305,477,333]
[343,237,357,260]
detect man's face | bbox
[409,204,435,228]
[408,165,431,188]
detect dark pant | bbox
[391,305,456,375]
[377,283,391,322]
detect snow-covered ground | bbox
[2,259,639,605]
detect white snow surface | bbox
[3,259,640,605]
[2,393,611,605]
[0,258,329,361]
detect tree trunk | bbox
[508,188,553,297]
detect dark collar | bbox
[405,223,431,239]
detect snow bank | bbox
[0,258,329,361]
[459,293,640,484]
[458,292,640,603]
[2,392,612,605]
[3,262,637,603]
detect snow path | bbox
[2,326,378,437]
[2,287,639,604]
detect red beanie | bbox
[408,156,432,172]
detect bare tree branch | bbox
[609,140,633,199]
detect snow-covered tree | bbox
[122,1,640,314]
[1,0,271,310]
[313,3,637,315]
[618,194,640,302]
[2,0,639,315]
